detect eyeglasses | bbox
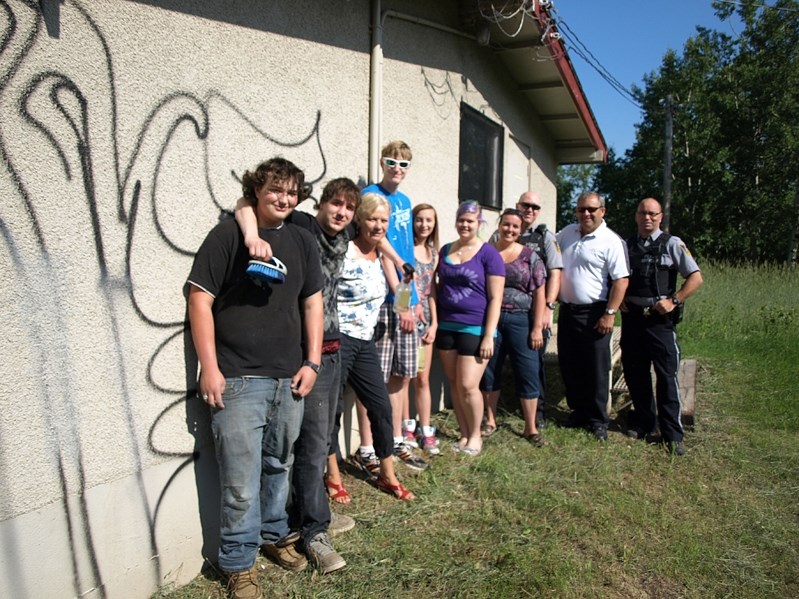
[576,206,602,214]
[637,210,661,217]
[518,202,541,211]
[382,157,411,169]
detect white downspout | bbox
[369,3,475,183]
[369,0,383,184]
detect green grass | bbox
[155,262,799,599]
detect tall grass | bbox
[155,262,799,599]
[681,261,799,432]
[682,261,799,341]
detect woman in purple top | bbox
[480,209,547,444]
[435,201,505,456]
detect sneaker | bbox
[403,429,419,449]
[416,426,440,444]
[667,440,686,456]
[591,424,608,442]
[393,443,429,471]
[420,433,440,456]
[225,566,263,599]
[305,532,346,574]
[349,449,380,479]
[328,512,355,537]
[261,532,308,572]
[626,427,646,440]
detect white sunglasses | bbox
[382,157,411,169]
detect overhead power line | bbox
[715,0,799,13]
[548,7,642,109]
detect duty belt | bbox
[625,295,668,308]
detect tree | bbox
[593,0,799,263]
[556,163,597,231]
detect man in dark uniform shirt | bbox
[620,198,703,455]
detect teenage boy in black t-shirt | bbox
[188,158,323,599]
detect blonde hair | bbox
[381,140,412,161]
[356,192,391,222]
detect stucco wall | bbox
[0,1,558,597]
[376,2,558,234]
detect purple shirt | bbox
[436,243,506,326]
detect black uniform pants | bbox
[620,307,683,441]
[557,302,611,427]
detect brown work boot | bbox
[225,566,263,599]
[261,531,308,571]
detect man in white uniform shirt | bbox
[556,192,629,440]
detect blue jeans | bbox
[481,311,541,398]
[211,376,304,572]
[291,352,340,544]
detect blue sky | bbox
[552,1,742,155]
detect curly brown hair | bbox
[241,157,308,204]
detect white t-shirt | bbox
[557,220,629,304]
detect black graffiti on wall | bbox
[0,1,328,596]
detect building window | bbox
[458,103,504,210]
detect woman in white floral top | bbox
[327,193,415,501]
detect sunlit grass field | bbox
[156,262,799,598]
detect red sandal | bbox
[324,476,351,504]
[376,475,415,501]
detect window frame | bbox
[458,103,504,210]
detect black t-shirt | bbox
[188,218,324,378]
[288,210,354,342]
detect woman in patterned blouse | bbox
[480,208,547,445]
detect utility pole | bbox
[662,94,674,232]
[788,182,799,267]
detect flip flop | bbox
[480,423,496,437]
[458,446,481,457]
[525,433,544,447]
[324,477,351,504]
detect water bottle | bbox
[417,343,426,372]
[393,281,411,314]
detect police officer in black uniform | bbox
[620,198,703,455]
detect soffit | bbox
[459,1,606,164]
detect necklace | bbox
[455,242,478,256]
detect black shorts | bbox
[435,328,483,357]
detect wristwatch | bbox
[605,308,617,315]
[671,295,682,306]
[302,360,321,374]
[546,302,557,310]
